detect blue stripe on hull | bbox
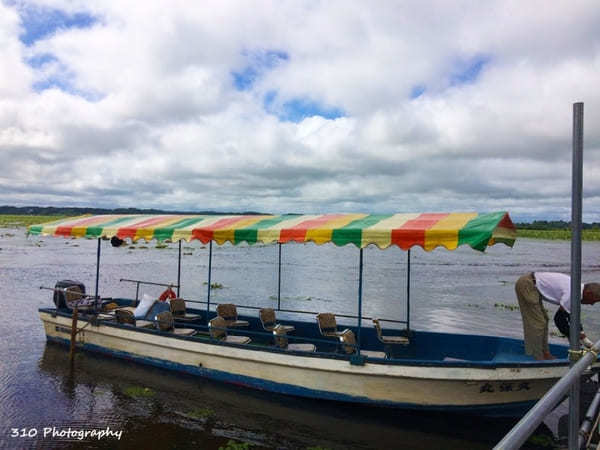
[45,335,534,417]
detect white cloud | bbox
[1,0,600,221]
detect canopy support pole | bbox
[357,248,364,357]
[206,240,213,322]
[406,249,411,331]
[95,238,101,301]
[568,101,584,450]
[177,240,182,297]
[277,243,282,310]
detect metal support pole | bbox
[277,243,282,310]
[95,238,101,301]
[569,101,584,450]
[357,248,364,356]
[406,249,411,331]
[494,340,600,450]
[177,240,182,297]
[206,240,213,322]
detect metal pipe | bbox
[206,240,213,321]
[277,243,282,310]
[569,101,584,449]
[119,278,180,288]
[406,249,411,331]
[494,340,600,450]
[579,384,600,448]
[357,248,364,355]
[177,240,182,297]
[95,238,101,300]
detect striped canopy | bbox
[28,212,516,252]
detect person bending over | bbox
[515,272,600,360]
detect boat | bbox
[28,211,579,417]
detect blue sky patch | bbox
[264,91,344,122]
[450,55,490,85]
[26,53,58,69]
[18,5,98,46]
[232,49,289,91]
[410,85,426,99]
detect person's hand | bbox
[581,336,594,348]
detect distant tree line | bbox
[516,220,600,230]
[0,205,265,216]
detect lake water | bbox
[2,228,600,449]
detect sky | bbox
[1,1,600,221]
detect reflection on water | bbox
[1,228,599,448]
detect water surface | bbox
[2,228,599,449]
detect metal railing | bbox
[494,339,600,449]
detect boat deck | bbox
[41,298,570,368]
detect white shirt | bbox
[534,272,584,313]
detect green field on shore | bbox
[1,214,599,241]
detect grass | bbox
[517,229,600,241]
[0,214,70,228]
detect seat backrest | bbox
[116,309,135,325]
[339,330,356,354]
[209,316,227,339]
[170,298,186,316]
[272,324,288,348]
[156,311,174,332]
[259,308,276,330]
[372,319,384,342]
[216,304,237,322]
[316,313,337,335]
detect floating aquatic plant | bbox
[494,303,519,311]
[218,440,254,450]
[187,407,215,420]
[123,386,155,398]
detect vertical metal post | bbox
[135,282,140,302]
[277,243,282,310]
[177,240,182,297]
[206,240,213,321]
[569,101,584,449]
[95,238,101,301]
[357,248,364,355]
[406,249,411,331]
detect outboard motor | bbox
[53,280,86,309]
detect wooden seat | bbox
[273,324,315,352]
[216,304,249,327]
[115,309,154,328]
[155,311,197,336]
[339,330,386,359]
[316,313,348,337]
[372,319,409,345]
[169,298,201,321]
[209,316,251,344]
[259,308,294,333]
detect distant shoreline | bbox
[2,214,599,241]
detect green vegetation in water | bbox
[465,303,481,308]
[0,214,70,228]
[525,433,555,448]
[186,407,215,420]
[203,282,224,289]
[494,302,519,311]
[155,243,168,249]
[517,229,600,241]
[123,386,155,398]
[219,441,254,450]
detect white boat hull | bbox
[40,310,569,416]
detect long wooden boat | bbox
[29,212,579,417]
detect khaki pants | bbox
[515,273,548,359]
